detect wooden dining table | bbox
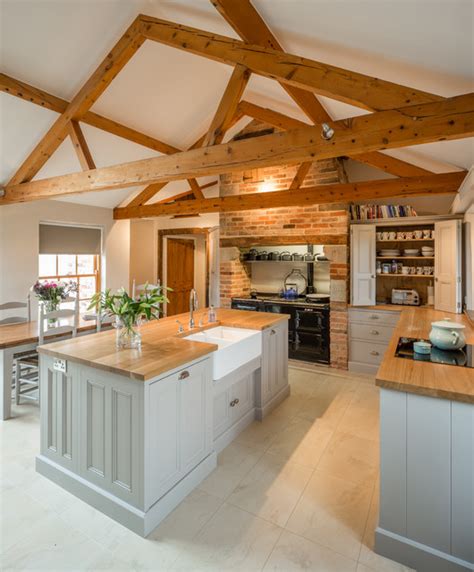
[0,317,99,420]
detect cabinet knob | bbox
[370,350,379,356]
[369,315,379,320]
[270,329,276,335]
[178,370,190,380]
[371,330,379,335]
[230,398,240,407]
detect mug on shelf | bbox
[423,229,431,239]
[414,230,423,239]
[382,232,390,240]
[388,231,397,240]
[405,231,413,240]
[409,267,417,275]
[430,230,435,239]
[416,267,423,275]
[376,232,383,241]
[401,266,410,275]
[397,232,405,240]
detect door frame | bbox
[158,228,211,308]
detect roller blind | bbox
[39,224,102,255]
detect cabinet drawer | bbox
[349,309,400,326]
[349,322,394,343]
[349,340,387,365]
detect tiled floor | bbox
[0,366,415,571]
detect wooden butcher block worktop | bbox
[376,307,474,404]
[37,308,289,381]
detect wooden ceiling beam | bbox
[203,64,251,146]
[290,162,313,190]
[2,93,471,204]
[113,172,463,219]
[139,14,443,112]
[7,17,145,187]
[238,101,434,178]
[68,121,96,170]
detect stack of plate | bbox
[421,246,434,257]
[404,248,420,256]
[379,249,401,257]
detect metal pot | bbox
[280,251,292,261]
[306,293,330,303]
[304,253,315,261]
[246,249,258,261]
[292,253,304,261]
[268,251,281,261]
[257,251,269,260]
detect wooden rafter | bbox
[139,15,443,112]
[68,121,96,170]
[238,101,434,177]
[113,172,464,219]
[290,163,312,190]
[2,93,471,204]
[211,0,432,179]
[8,17,145,186]
[203,64,251,146]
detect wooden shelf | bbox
[377,256,435,260]
[378,274,434,279]
[377,239,434,242]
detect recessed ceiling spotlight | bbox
[321,123,335,140]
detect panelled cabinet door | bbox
[261,321,288,403]
[435,220,462,313]
[351,225,376,306]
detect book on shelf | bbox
[350,204,418,221]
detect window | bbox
[39,254,101,312]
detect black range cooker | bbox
[231,294,330,364]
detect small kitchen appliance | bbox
[391,289,420,306]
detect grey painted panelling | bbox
[379,389,407,536]
[112,389,132,491]
[407,393,451,553]
[48,369,57,452]
[86,380,106,477]
[451,402,474,563]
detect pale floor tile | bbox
[338,403,379,442]
[317,430,379,485]
[263,530,358,571]
[1,512,116,570]
[235,411,293,451]
[22,470,82,514]
[266,417,333,469]
[172,502,282,571]
[198,441,264,499]
[110,489,222,570]
[286,470,374,560]
[227,452,313,527]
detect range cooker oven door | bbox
[294,307,329,332]
[263,302,295,342]
[290,331,330,364]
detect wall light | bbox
[321,123,335,140]
[259,180,275,193]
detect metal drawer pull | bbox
[178,371,190,380]
[230,398,240,407]
[370,350,380,356]
[369,315,379,320]
[270,329,276,335]
[371,330,379,335]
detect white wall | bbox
[464,213,474,310]
[0,200,130,313]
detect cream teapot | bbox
[429,319,466,351]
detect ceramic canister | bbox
[429,320,466,350]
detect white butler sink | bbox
[185,326,262,380]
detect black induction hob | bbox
[395,337,474,368]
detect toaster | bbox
[391,289,420,306]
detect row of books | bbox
[350,204,418,221]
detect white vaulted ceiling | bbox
[1,0,473,208]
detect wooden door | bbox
[166,238,195,316]
[434,220,462,313]
[351,225,376,306]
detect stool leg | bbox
[15,361,21,405]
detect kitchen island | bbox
[36,308,289,536]
[375,308,474,572]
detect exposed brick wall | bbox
[219,120,350,369]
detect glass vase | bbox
[45,300,60,326]
[115,317,142,350]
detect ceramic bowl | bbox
[413,340,432,355]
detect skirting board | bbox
[36,452,217,537]
[255,385,291,421]
[375,527,474,572]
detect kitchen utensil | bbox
[304,253,315,261]
[257,251,269,260]
[414,230,423,239]
[416,267,423,275]
[268,251,281,261]
[429,320,466,350]
[423,229,431,238]
[376,232,383,240]
[283,284,298,299]
[404,249,420,256]
[388,231,397,240]
[382,232,390,240]
[291,253,304,261]
[316,255,329,261]
[397,232,405,240]
[413,340,432,354]
[284,268,307,295]
[246,249,258,261]
[280,251,292,261]
[401,266,410,275]
[306,293,330,303]
[405,232,414,239]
